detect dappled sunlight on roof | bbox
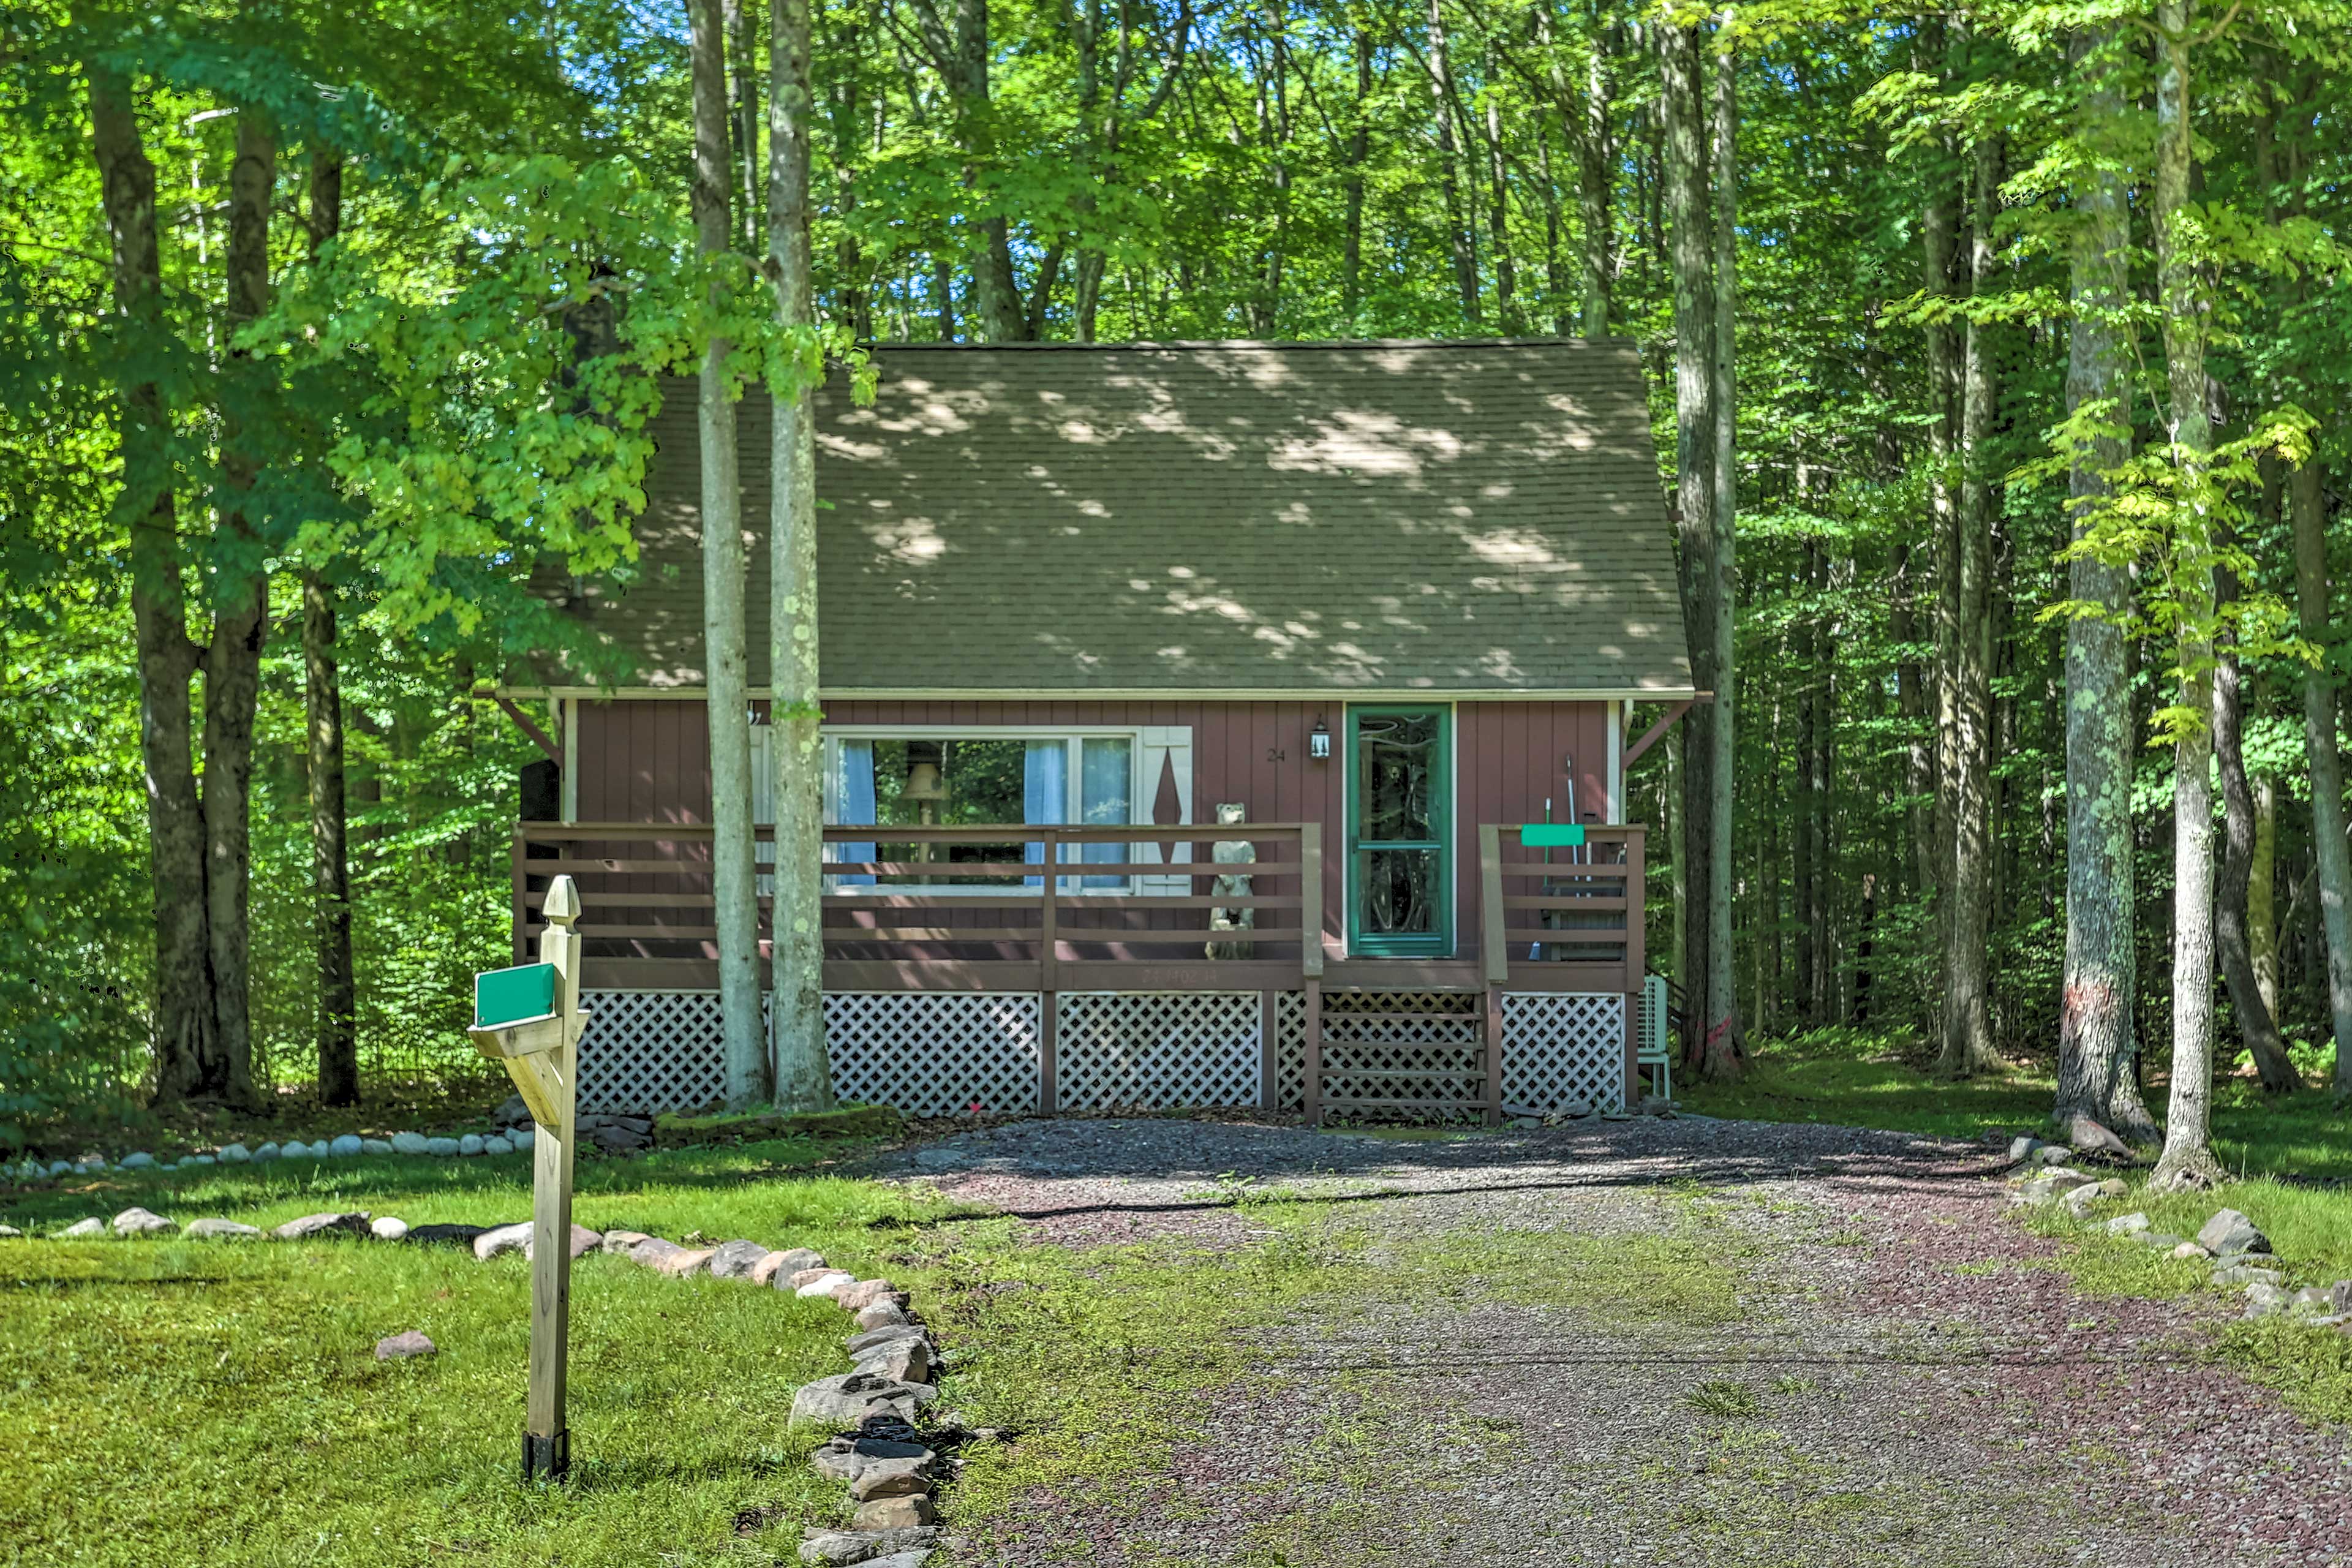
[551,342,1692,695]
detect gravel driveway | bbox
[885,1115,2352,1568]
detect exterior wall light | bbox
[1308,717,1331,760]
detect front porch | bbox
[513,821,1646,1123]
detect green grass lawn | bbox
[0,1136,976,1567]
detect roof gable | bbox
[551,340,1693,696]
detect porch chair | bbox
[1637,971,1672,1102]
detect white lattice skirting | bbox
[1500,992,1627,1113]
[1058,992,1262,1110]
[826,992,1043,1117]
[578,987,1624,1117]
[578,990,737,1112]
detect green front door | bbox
[1346,706,1452,956]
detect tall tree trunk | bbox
[831,12,871,339]
[1793,586,1817,1023]
[694,0,769,1106]
[959,0,1020,342]
[1939,132,1997,1076]
[910,0,1017,339]
[2150,1,2224,1191]
[1808,545,1834,1017]
[771,0,836,1108]
[727,0,763,254]
[1659,15,1721,1072]
[1427,0,1479,324]
[1704,13,1739,1072]
[1919,21,1959,983]
[2250,773,2278,1021]
[1891,539,1932,907]
[1578,20,1615,336]
[1342,29,1370,323]
[1483,46,1517,333]
[2056,25,2154,1142]
[200,110,273,1110]
[1257,0,1292,335]
[2213,610,2299,1091]
[89,53,220,1105]
[2288,454,2352,1095]
[304,145,356,1107]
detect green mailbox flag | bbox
[1520,823,1587,848]
[476,962,558,1028]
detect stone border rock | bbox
[783,1270,976,1566]
[2001,1157,2352,1333]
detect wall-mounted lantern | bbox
[1308,717,1332,761]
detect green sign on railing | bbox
[1520,823,1587,848]
[475,962,557,1028]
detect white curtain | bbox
[829,740,876,888]
[1022,739,1068,886]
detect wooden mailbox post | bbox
[467,873,586,1484]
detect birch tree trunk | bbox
[88,52,219,1105]
[1939,131,1997,1076]
[2056,26,2155,1143]
[1659,15,1721,1072]
[771,0,837,1109]
[2212,615,2298,1091]
[2288,453,2352,1095]
[1705,14,1740,1074]
[2150,0,2225,1191]
[200,108,274,1110]
[693,0,770,1107]
[305,137,356,1107]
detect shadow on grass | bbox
[1,1133,903,1230]
[1680,1025,2350,1186]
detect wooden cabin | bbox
[502,339,1694,1121]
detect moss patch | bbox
[651,1102,903,1147]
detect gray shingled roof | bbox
[541,340,1693,696]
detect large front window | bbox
[825,731,1135,891]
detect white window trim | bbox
[819,724,1150,897]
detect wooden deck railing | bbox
[1477,823,1645,993]
[514,821,1324,990]
[517,818,1642,998]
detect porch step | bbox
[1307,988,1499,1127]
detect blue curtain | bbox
[1023,741,1068,888]
[1079,739,1131,888]
[831,741,876,888]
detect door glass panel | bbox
[1354,712,1438,842]
[1357,848,1439,937]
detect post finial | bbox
[543,875,581,927]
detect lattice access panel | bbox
[1057,992,1262,1110]
[578,990,736,1112]
[1316,990,1488,1123]
[826,992,1044,1118]
[1499,992,1628,1114]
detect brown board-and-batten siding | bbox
[561,694,1617,974]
